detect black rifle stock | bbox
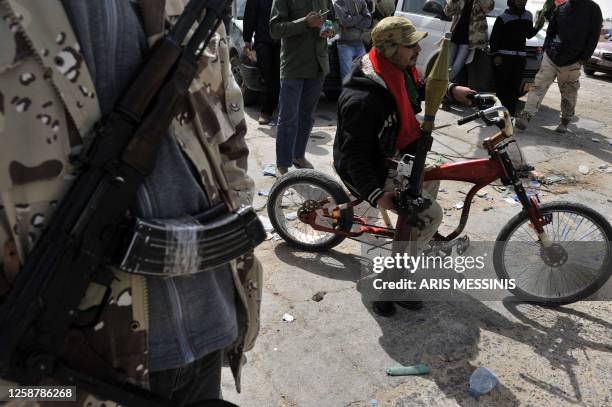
[0,1,236,405]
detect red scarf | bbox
[369,48,421,150]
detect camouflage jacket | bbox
[0,0,262,401]
[444,0,495,49]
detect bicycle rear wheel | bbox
[494,202,612,305]
[267,170,353,252]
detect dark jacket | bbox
[490,10,539,54]
[270,0,333,78]
[333,55,425,206]
[544,0,602,66]
[243,0,278,45]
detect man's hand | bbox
[376,192,396,211]
[243,43,253,60]
[306,11,324,28]
[320,28,334,38]
[493,55,503,66]
[451,85,477,106]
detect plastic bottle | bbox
[468,367,498,398]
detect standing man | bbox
[270,0,335,176]
[333,16,475,317]
[244,0,282,125]
[490,0,544,117]
[333,0,372,82]
[515,0,602,133]
[0,0,262,404]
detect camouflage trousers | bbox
[523,53,582,120]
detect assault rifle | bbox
[0,1,259,405]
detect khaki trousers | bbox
[523,53,582,120]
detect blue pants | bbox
[338,42,366,82]
[276,75,325,167]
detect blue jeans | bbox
[276,75,325,167]
[338,42,366,82]
[448,42,470,82]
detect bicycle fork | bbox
[499,151,554,247]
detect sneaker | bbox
[515,111,531,131]
[276,166,288,177]
[258,112,271,125]
[372,301,396,317]
[555,118,571,133]
[292,157,314,169]
[395,300,424,310]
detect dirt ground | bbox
[221,71,612,407]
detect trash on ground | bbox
[272,233,283,241]
[606,168,612,174]
[598,164,609,170]
[258,189,270,196]
[504,197,518,205]
[370,400,378,406]
[282,313,295,322]
[544,175,565,184]
[439,188,448,193]
[528,170,545,181]
[263,163,276,176]
[468,367,498,398]
[258,215,274,232]
[454,202,464,209]
[285,211,298,221]
[529,180,541,188]
[483,206,494,211]
[312,291,327,302]
[386,364,430,376]
[578,165,590,175]
[591,138,601,143]
[476,190,488,198]
[265,233,274,241]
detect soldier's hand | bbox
[451,85,477,106]
[306,11,324,28]
[376,192,397,211]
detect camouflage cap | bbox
[371,16,428,59]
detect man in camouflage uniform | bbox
[0,0,262,404]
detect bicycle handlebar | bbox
[457,112,480,125]
[456,94,513,136]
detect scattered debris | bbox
[258,189,270,196]
[598,164,609,170]
[469,367,498,398]
[386,364,430,376]
[265,233,274,241]
[504,197,518,205]
[282,313,295,322]
[370,400,378,406]
[578,165,590,175]
[285,211,298,221]
[439,188,448,193]
[258,215,274,232]
[263,163,276,176]
[591,138,601,143]
[483,206,494,212]
[476,190,489,198]
[273,347,278,351]
[544,175,565,184]
[272,233,283,241]
[529,180,541,188]
[528,170,545,182]
[454,202,464,210]
[606,168,612,174]
[312,291,327,302]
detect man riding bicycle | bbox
[333,16,475,316]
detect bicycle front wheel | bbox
[494,202,612,305]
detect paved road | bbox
[222,72,612,406]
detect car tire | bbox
[324,90,341,102]
[583,67,596,76]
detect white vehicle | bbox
[395,0,546,94]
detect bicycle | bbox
[267,94,612,305]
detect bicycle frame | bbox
[301,97,553,246]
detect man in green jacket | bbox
[270,0,334,175]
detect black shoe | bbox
[372,301,396,317]
[395,300,424,310]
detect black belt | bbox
[117,204,266,276]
